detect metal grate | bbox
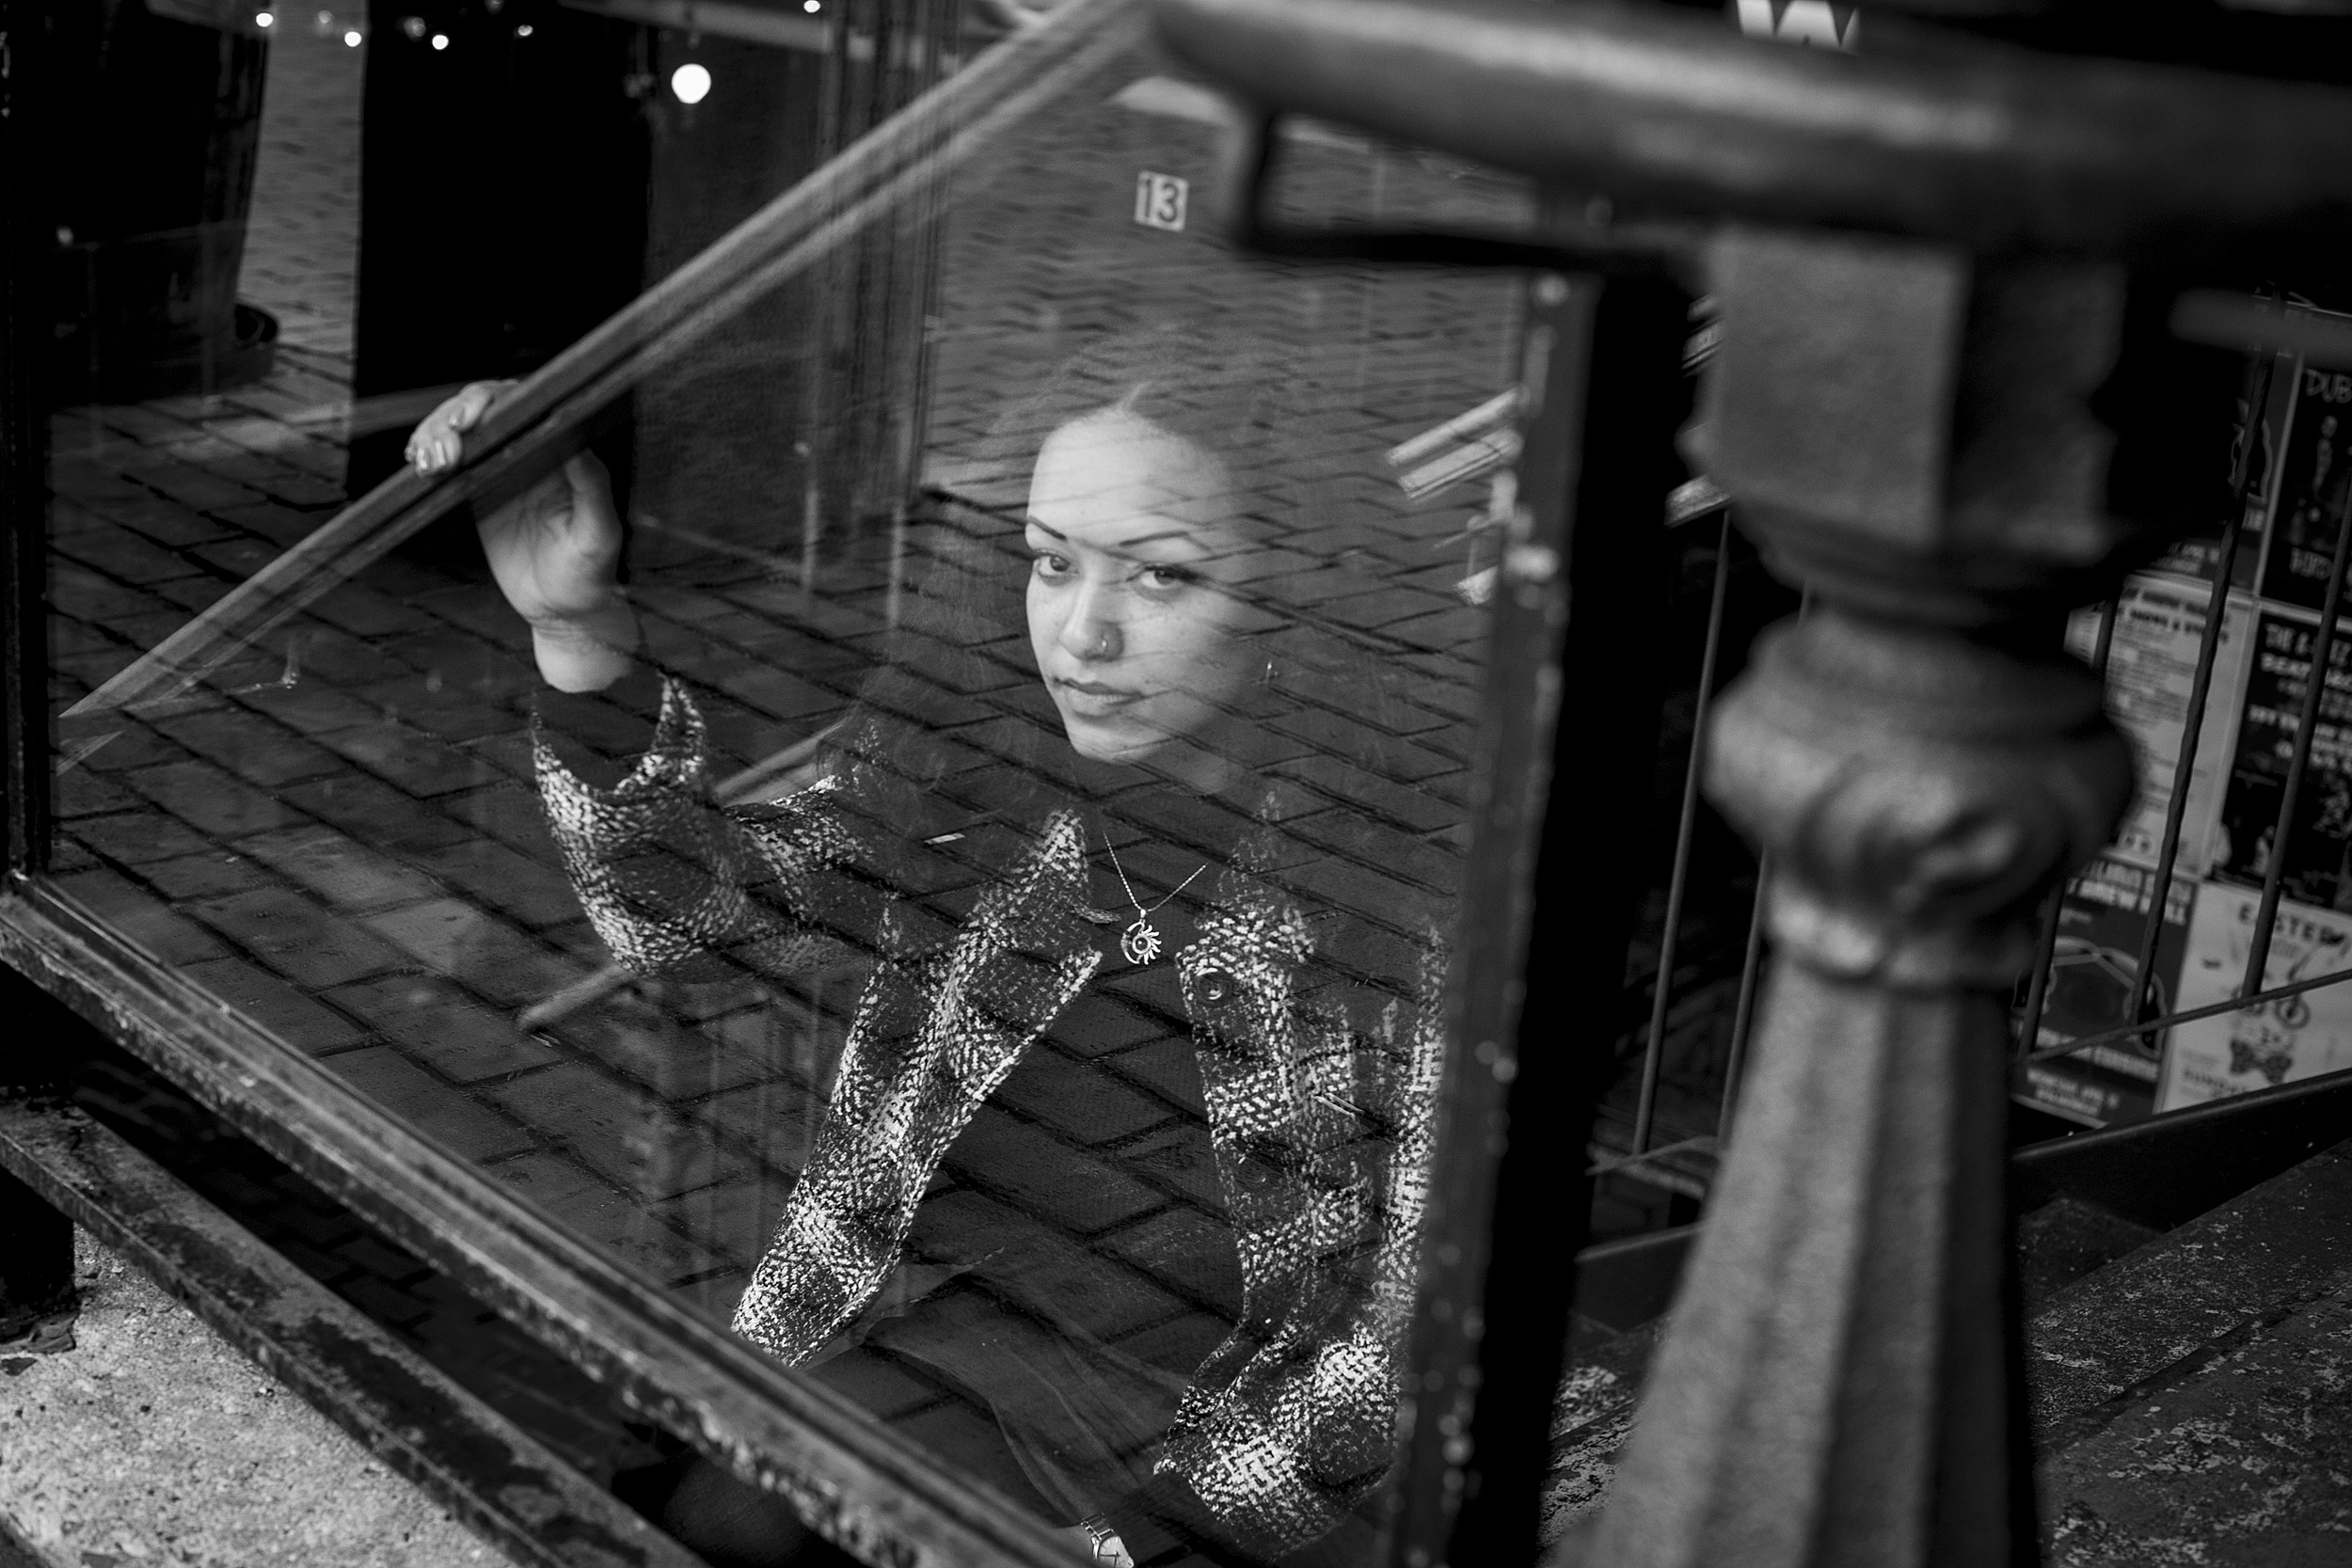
[1592,301,2352,1220]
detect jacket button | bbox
[1197,969,1235,1005]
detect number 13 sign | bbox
[1134,171,1188,232]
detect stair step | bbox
[2028,1136,2352,1565]
[2039,1271,2352,1563]
[2028,1135,2352,1449]
[2015,1196,2161,1313]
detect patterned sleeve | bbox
[1159,847,1451,1557]
[535,676,868,980]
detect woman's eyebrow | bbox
[1116,528,1200,551]
[1023,515,1070,542]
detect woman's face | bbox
[1025,408,1266,779]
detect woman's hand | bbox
[407,381,642,691]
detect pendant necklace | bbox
[1103,836,1207,966]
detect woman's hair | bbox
[957,325,1311,521]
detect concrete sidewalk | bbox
[0,1231,503,1568]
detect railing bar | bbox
[2013,887,2066,1060]
[2241,482,2352,997]
[1715,581,1813,1143]
[2028,950,2352,1060]
[2124,347,2276,1028]
[1631,510,1734,1156]
[1716,850,1771,1139]
[1585,1132,1717,1180]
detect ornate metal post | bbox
[1585,234,2143,1568]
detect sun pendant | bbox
[1120,919,1164,966]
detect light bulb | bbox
[515,21,532,33]
[255,9,275,24]
[430,30,448,47]
[670,62,711,103]
[803,1,819,11]
[342,26,361,42]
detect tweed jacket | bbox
[535,680,1447,1553]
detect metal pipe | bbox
[2124,346,2278,1024]
[1717,584,1815,1141]
[2013,887,2067,1059]
[2030,958,2352,1061]
[1716,854,1772,1139]
[1632,511,1734,1156]
[2242,485,2352,996]
[1152,0,2352,268]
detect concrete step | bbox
[0,1229,501,1568]
[2028,1135,2352,1565]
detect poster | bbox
[2014,314,2352,1124]
[2256,355,2352,611]
[2159,882,2352,1110]
[2146,345,2295,591]
[2211,608,2352,911]
[2014,854,2193,1127]
[2065,575,2249,877]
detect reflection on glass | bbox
[415,322,1470,1560]
[41,6,1525,1561]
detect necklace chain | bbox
[1104,837,1206,917]
[1103,836,1207,966]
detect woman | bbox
[409,329,1460,1565]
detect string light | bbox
[671,61,711,103]
[342,26,362,42]
[430,30,449,46]
[255,10,275,24]
[516,21,532,33]
[803,1,819,11]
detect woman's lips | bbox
[1052,677,1146,718]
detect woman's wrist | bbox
[530,594,642,692]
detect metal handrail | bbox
[1154,0,2352,266]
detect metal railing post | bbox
[1584,242,2138,1568]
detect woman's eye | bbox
[1031,551,1072,578]
[1137,564,1198,592]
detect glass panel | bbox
[41,1,1530,1558]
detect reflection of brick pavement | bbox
[243,16,366,364]
[43,24,1529,1512]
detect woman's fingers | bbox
[405,424,455,474]
[445,380,506,429]
[405,379,517,474]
